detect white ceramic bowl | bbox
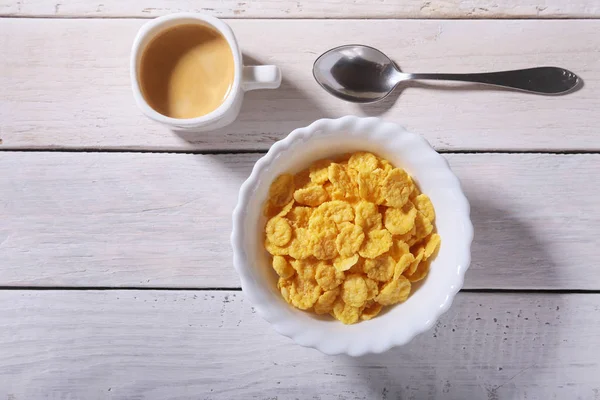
[231,116,473,356]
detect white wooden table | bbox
[1,1,600,398]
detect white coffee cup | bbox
[130,13,281,131]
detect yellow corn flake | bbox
[328,163,358,198]
[396,225,418,247]
[344,163,359,185]
[294,169,311,190]
[332,298,362,324]
[347,256,365,274]
[311,201,354,225]
[361,301,383,320]
[290,258,318,280]
[407,259,430,282]
[290,276,322,310]
[357,169,386,204]
[348,152,379,173]
[293,185,329,207]
[310,224,339,260]
[323,181,344,200]
[314,288,340,314]
[265,216,292,247]
[405,246,424,276]
[315,262,345,290]
[423,233,441,259]
[269,174,295,206]
[335,223,365,258]
[278,277,293,303]
[309,159,333,184]
[287,228,313,260]
[276,200,295,218]
[263,201,280,218]
[364,254,395,282]
[354,201,383,231]
[393,253,415,281]
[414,211,433,239]
[264,152,439,323]
[383,201,417,235]
[272,255,295,279]
[365,277,379,300]
[287,206,313,229]
[333,254,360,272]
[376,276,411,306]
[381,168,414,208]
[380,159,393,174]
[410,184,422,201]
[389,239,410,261]
[414,193,435,222]
[358,229,392,259]
[265,238,289,256]
[341,274,369,307]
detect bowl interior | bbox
[239,118,471,354]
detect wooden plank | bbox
[1,152,599,289]
[0,290,599,399]
[1,0,599,18]
[1,18,598,152]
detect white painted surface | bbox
[1,0,598,18]
[0,290,598,399]
[1,1,599,396]
[1,152,598,289]
[1,19,598,151]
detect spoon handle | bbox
[406,67,579,94]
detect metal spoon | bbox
[313,44,580,103]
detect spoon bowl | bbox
[313,45,401,103]
[313,44,580,103]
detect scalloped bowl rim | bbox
[231,116,473,356]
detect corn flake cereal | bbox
[384,201,417,235]
[294,185,329,207]
[359,229,392,259]
[287,228,313,260]
[364,254,395,282]
[414,194,435,222]
[273,256,295,279]
[354,201,383,231]
[266,216,293,247]
[290,276,322,310]
[335,223,364,257]
[264,152,440,324]
[309,159,333,184]
[361,301,383,320]
[287,206,313,228]
[381,168,414,208]
[376,276,411,306]
[333,253,360,272]
[316,262,345,290]
[357,169,386,204]
[348,152,379,173]
[328,163,358,198]
[268,174,295,206]
[314,288,340,314]
[332,298,362,325]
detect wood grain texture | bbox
[0,290,599,399]
[1,0,599,18]
[1,152,599,289]
[1,18,598,151]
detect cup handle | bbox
[242,65,282,91]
